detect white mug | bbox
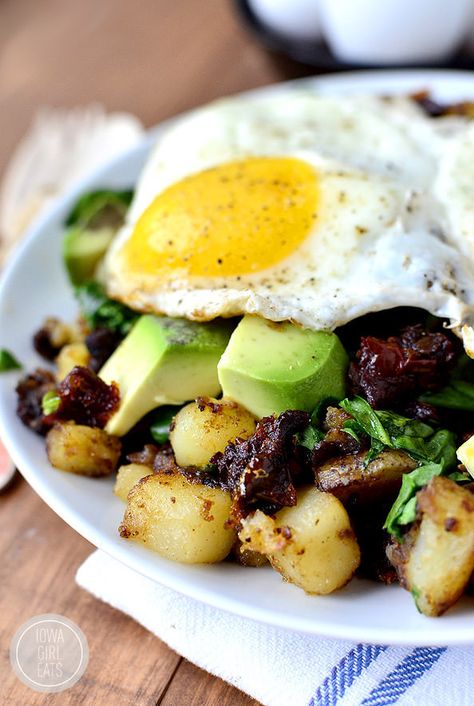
[318,0,473,64]
[247,0,322,41]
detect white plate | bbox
[1,70,474,646]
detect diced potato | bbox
[388,476,474,616]
[114,463,153,502]
[119,471,236,563]
[238,486,360,594]
[46,422,121,476]
[38,317,84,352]
[56,343,90,381]
[169,397,256,467]
[316,449,417,505]
[456,435,474,478]
[44,317,82,348]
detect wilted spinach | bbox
[66,190,133,228]
[75,281,139,336]
[150,405,182,444]
[340,396,458,539]
[0,349,22,372]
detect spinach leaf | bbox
[340,396,458,538]
[340,396,457,470]
[340,397,390,445]
[365,438,386,465]
[296,424,324,451]
[75,281,139,336]
[411,585,422,613]
[384,462,443,539]
[150,405,181,444]
[340,418,363,443]
[66,190,133,228]
[381,424,457,539]
[423,429,457,468]
[420,354,474,411]
[421,379,474,411]
[340,397,389,465]
[63,190,134,286]
[447,469,472,483]
[310,397,341,425]
[0,349,22,372]
[388,426,456,468]
[382,425,457,540]
[342,413,384,463]
[376,410,433,441]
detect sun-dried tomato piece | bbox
[398,326,457,366]
[85,327,123,372]
[211,409,310,522]
[33,317,73,361]
[16,368,56,435]
[349,325,458,409]
[33,327,60,361]
[403,400,440,424]
[45,365,119,428]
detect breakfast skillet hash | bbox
[6,90,474,617]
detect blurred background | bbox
[0,0,310,179]
[3,0,474,181]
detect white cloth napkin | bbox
[0,105,143,264]
[77,550,474,706]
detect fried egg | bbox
[103,92,474,343]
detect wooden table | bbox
[0,1,314,703]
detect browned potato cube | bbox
[239,486,360,594]
[119,471,236,563]
[46,422,121,477]
[388,476,474,616]
[56,343,90,381]
[114,463,153,502]
[316,449,417,505]
[170,397,256,467]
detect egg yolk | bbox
[121,156,318,278]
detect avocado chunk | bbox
[217,315,348,418]
[64,226,116,285]
[99,315,233,436]
[63,189,133,285]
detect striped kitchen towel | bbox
[76,550,473,706]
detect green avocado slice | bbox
[63,189,133,286]
[217,315,348,418]
[99,315,233,436]
[63,226,115,286]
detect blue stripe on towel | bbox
[360,646,447,706]
[309,643,388,706]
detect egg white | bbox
[103,91,474,337]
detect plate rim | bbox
[2,68,474,646]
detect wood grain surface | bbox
[0,0,312,703]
